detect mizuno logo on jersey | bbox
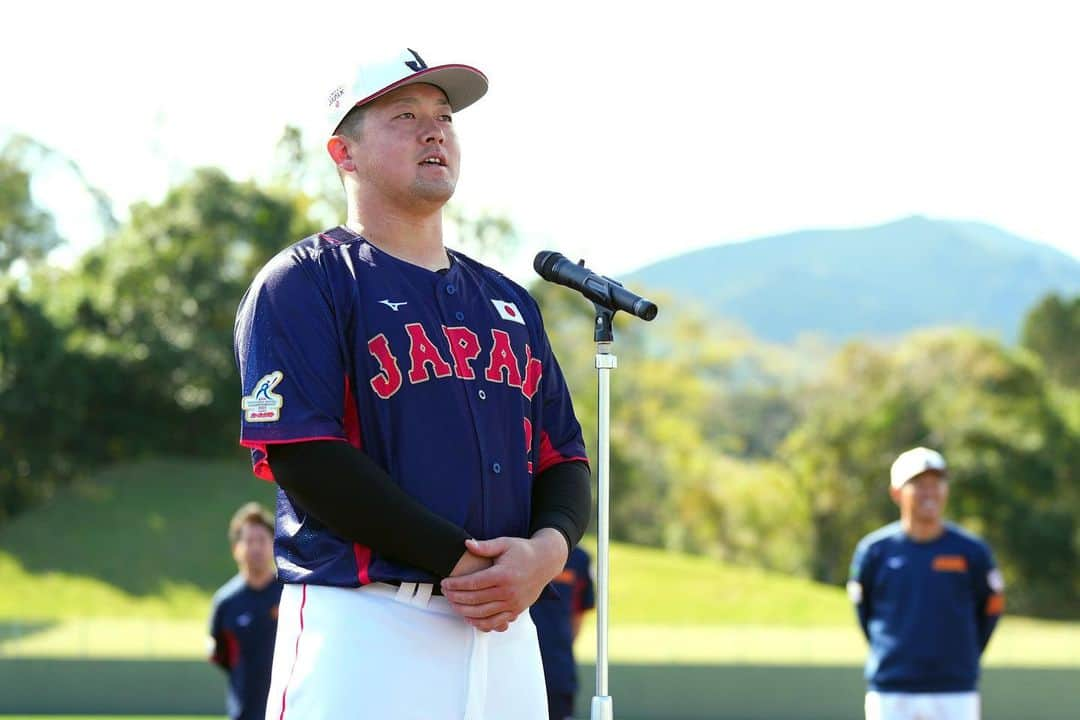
[379,299,408,311]
[492,299,526,325]
[242,371,284,422]
[366,323,542,401]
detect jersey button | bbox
[455,311,465,321]
[478,390,487,400]
[445,285,456,295]
[492,462,502,474]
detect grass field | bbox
[0,459,849,625]
[3,612,1075,666]
[1,458,1078,668]
[0,459,276,620]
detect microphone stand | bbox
[535,251,655,719]
[590,303,616,720]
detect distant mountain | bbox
[626,216,1080,343]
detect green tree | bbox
[1,133,118,277]
[0,289,94,521]
[59,167,318,455]
[1021,292,1080,387]
[901,332,1079,616]
[674,455,812,575]
[782,341,920,583]
[0,150,61,273]
[532,281,813,570]
[0,137,139,523]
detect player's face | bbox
[350,83,460,208]
[894,470,948,524]
[233,521,275,577]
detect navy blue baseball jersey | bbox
[531,546,596,694]
[234,226,587,587]
[848,521,1005,693]
[208,575,284,720]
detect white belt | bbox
[390,581,435,608]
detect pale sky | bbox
[3,0,1078,285]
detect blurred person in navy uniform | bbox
[531,545,596,720]
[208,502,283,720]
[848,448,1005,720]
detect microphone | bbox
[533,251,658,321]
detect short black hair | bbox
[335,104,367,139]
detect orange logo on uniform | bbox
[932,555,968,572]
[270,605,279,620]
[554,569,577,585]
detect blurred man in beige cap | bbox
[847,447,1005,720]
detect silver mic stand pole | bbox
[590,305,616,720]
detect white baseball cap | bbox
[325,48,488,136]
[890,447,947,490]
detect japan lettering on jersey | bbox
[234,226,587,588]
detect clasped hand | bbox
[440,528,567,633]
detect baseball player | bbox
[848,447,1005,720]
[530,545,596,720]
[233,48,591,720]
[208,502,283,720]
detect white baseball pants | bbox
[266,582,548,720]
[866,690,980,720]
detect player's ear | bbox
[889,486,902,505]
[327,136,357,172]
